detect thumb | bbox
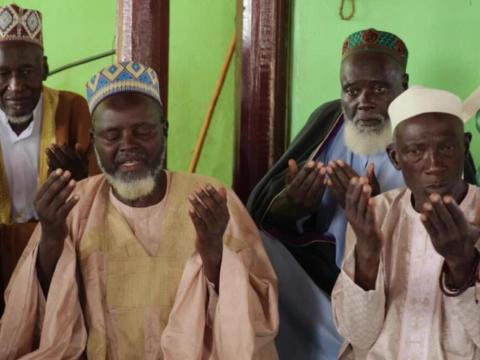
[287,159,299,182]
[74,143,85,155]
[367,163,376,182]
[218,186,227,200]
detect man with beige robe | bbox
[332,86,480,359]
[0,61,278,359]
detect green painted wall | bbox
[291,0,480,166]
[168,0,236,185]
[0,0,117,97]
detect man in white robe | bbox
[332,86,480,359]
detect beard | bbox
[7,114,33,125]
[95,147,165,201]
[344,116,393,156]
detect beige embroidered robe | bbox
[332,185,480,359]
[0,172,278,359]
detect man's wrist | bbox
[355,241,381,264]
[444,254,478,289]
[267,193,313,227]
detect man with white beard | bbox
[0,61,279,359]
[247,28,476,359]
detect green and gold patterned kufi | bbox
[86,61,162,113]
[342,28,408,69]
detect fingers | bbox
[422,199,444,235]
[431,194,456,231]
[74,142,86,155]
[338,160,358,179]
[48,145,70,167]
[287,159,299,183]
[46,147,63,171]
[420,212,439,239]
[327,161,359,207]
[365,197,376,228]
[47,144,82,170]
[297,162,324,199]
[35,169,63,201]
[327,160,358,191]
[289,161,316,189]
[443,196,468,229]
[35,169,72,205]
[35,169,78,223]
[305,166,327,206]
[288,161,325,205]
[57,195,79,219]
[345,177,362,213]
[48,178,77,214]
[357,180,371,216]
[346,177,370,219]
[188,185,229,234]
[345,177,379,246]
[422,194,455,235]
[367,163,375,182]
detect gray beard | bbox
[7,114,33,125]
[94,147,165,201]
[344,120,392,156]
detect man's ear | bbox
[464,132,472,156]
[42,55,49,81]
[386,143,401,170]
[402,73,409,90]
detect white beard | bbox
[344,120,393,156]
[8,114,32,125]
[105,173,158,201]
[94,147,164,201]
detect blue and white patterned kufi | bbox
[86,61,162,113]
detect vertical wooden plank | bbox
[234,0,292,201]
[117,0,169,115]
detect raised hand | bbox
[34,169,79,293]
[327,160,359,208]
[421,194,479,288]
[345,177,382,290]
[327,161,380,208]
[47,143,88,181]
[266,159,327,227]
[285,159,327,214]
[188,185,230,289]
[35,169,79,242]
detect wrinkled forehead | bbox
[92,92,163,128]
[341,51,403,84]
[0,41,43,65]
[394,112,464,143]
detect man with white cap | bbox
[0,3,97,312]
[332,86,480,359]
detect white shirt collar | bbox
[0,92,44,142]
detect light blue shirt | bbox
[314,120,405,267]
[263,118,405,360]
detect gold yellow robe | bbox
[332,185,480,359]
[0,86,98,314]
[0,172,278,359]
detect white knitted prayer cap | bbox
[388,85,463,131]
